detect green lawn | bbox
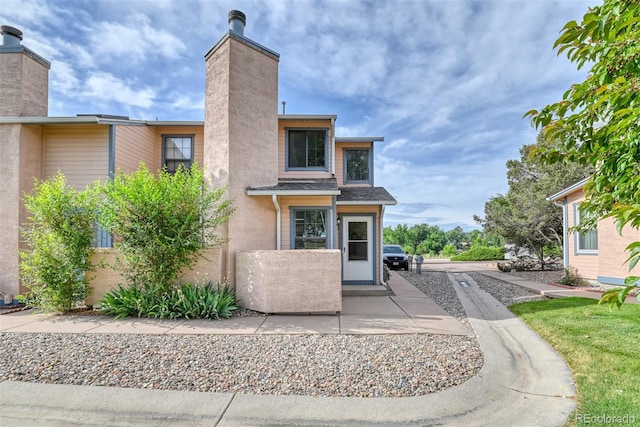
[510,298,640,427]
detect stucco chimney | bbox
[1,25,23,46]
[228,10,246,36]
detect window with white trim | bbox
[292,208,329,249]
[344,149,372,184]
[163,135,193,173]
[575,205,598,253]
[287,129,327,170]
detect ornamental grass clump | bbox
[100,282,238,319]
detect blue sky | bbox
[1,0,596,231]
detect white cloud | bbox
[85,72,155,108]
[88,14,187,63]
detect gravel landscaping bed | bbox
[0,333,482,398]
[468,272,549,306]
[1,270,553,398]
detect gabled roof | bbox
[547,177,590,201]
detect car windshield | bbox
[384,246,404,254]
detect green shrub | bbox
[20,173,97,312]
[100,282,238,319]
[451,246,505,261]
[439,244,458,258]
[97,163,233,291]
[559,267,589,287]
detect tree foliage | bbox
[476,133,591,268]
[525,0,640,302]
[383,223,497,256]
[20,172,97,312]
[98,163,234,291]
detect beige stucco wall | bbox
[0,50,49,117]
[0,124,23,296]
[563,188,640,282]
[86,248,225,307]
[597,217,640,281]
[236,249,342,313]
[204,35,279,286]
[278,118,334,179]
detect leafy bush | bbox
[558,267,589,287]
[100,282,238,319]
[97,163,233,291]
[439,244,458,258]
[451,246,505,261]
[20,173,96,312]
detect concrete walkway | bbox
[0,270,577,426]
[0,274,471,336]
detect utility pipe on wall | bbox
[272,194,281,250]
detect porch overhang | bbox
[247,178,340,196]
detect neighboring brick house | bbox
[0,11,396,313]
[549,178,640,285]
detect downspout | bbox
[331,117,336,175]
[272,194,281,250]
[552,198,570,269]
[380,205,385,285]
[562,197,569,269]
[108,125,115,179]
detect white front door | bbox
[342,216,374,284]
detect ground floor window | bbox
[575,204,598,254]
[292,208,329,249]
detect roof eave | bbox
[547,177,590,201]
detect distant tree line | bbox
[383,224,502,257]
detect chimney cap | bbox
[228,10,246,25]
[1,25,23,40]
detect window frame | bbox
[343,148,373,184]
[290,207,331,250]
[162,134,194,174]
[574,204,598,255]
[285,128,329,171]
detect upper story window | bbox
[344,149,372,184]
[287,129,328,171]
[163,135,193,173]
[575,205,598,254]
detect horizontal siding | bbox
[44,125,109,189]
[155,126,205,169]
[336,141,372,186]
[279,195,333,250]
[278,119,334,179]
[115,125,156,173]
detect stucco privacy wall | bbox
[236,250,342,313]
[204,34,279,286]
[86,248,225,307]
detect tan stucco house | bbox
[549,178,640,285]
[0,11,396,313]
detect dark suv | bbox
[383,245,409,270]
